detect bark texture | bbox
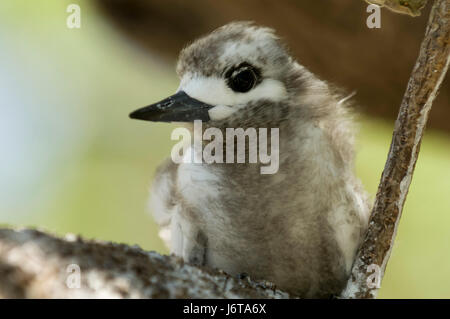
[0,228,288,299]
[341,0,450,298]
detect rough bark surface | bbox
[341,0,450,299]
[0,228,289,299]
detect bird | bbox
[129,21,371,298]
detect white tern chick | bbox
[130,22,370,298]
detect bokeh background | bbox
[0,0,449,298]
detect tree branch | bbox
[342,0,450,298]
[0,228,289,298]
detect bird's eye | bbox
[226,63,260,93]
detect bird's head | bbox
[130,22,302,127]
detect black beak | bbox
[129,91,214,122]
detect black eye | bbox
[226,64,260,93]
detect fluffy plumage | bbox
[150,22,370,298]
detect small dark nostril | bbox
[159,100,173,109]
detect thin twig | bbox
[342,0,450,298]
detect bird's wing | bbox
[149,158,209,265]
[149,158,179,249]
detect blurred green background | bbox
[0,1,449,298]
